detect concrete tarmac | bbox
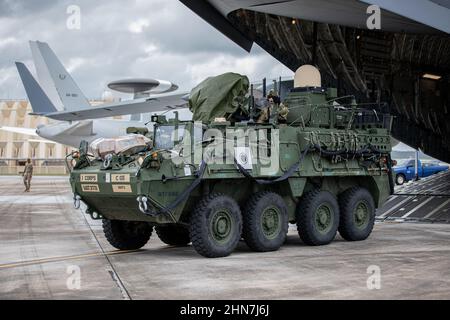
[0,176,449,299]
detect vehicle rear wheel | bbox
[296,190,339,246]
[338,187,375,241]
[395,173,405,185]
[190,193,242,258]
[243,191,288,252]
[103,219,152,250]
[155,224,190,246]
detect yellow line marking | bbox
[0,249,140,270]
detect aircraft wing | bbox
[38,93,188,121]
[28,138,57,144]
[0,126,38,136]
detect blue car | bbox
[393,159,449,185]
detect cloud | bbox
[128,18,150,34]
[0,0,292,99]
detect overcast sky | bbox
[0,0,293,100]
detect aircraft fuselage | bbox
[36,119,147,148]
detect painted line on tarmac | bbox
[0,249,140,270]
[76,207,132,300]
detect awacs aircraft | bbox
[0,41,188,147]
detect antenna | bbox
[250,84,254,120]
[278,76,282,97]
[262,78,266,97]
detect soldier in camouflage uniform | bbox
[257,90,288,123]
[23,158,33,192]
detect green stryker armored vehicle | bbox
[68,66,394,258]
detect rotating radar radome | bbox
[107,78,179,98]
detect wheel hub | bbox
[315,204,332,233]
[261,207,281,239]
[210,210,232,243]
[354,201,369,228]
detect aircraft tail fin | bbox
[15,62,58,115]
[29,41,91,112]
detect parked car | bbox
[393,159,449,185]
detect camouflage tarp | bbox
[189,72,249,122]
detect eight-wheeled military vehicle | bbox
[69,66,394,258]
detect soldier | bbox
[267,89,281,104]
[267,89,288,124]
[23,158,33,192]
[277,102,289,123]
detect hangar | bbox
[180,0,450,162]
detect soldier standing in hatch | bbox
[23,158,33,192]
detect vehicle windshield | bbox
[154,125,186,150]
[396,159,415,167]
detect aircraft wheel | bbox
[296,190,339,246]
[155,224,190,246]
[103,219,152,250]
[243,191,288,252]
[338,187,375,241]
[190,193,242,258]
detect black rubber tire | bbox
[338,187,375,241]
[395,173,406,185]
[243,191,289,252]
[155,224,191,246]
[103,219,152,250]
[190,193,242,258]
[296,190,339,246]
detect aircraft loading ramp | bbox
[377,170,450,223]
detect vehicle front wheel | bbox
[338,187,375,241]
[155,224,190,246]
[395,173,406,185]
[190,193,242,258]
[296,190,339,246]
[243,191,288,252]
[103,219,152,250]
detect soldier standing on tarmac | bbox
[23,158,33,192]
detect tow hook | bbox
[137,195,149,213]
[73,195,81,209]
[103,154,113,169]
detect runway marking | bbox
[401,197,435,219]
[0,249,140,270]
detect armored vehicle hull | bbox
[69,71,393,258]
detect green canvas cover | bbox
[189,72,249,122]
